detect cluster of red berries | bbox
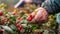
[16,24,23,32]
[0,11,3,16]
[16,17,21,23]
[27,14,33,21]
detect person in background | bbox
[29,0,60,22]
[24,0,60,23]
[25,0,60,34]
[25,0,45,5]
[14,0,45,8]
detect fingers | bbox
[33,7,48,22]
[27,7,48,23]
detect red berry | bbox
[16,17,21,23]
[36,32,40,34]
[19,25,23,30]
[30,14,33,18]
[27,17,32,21]
[0,30,3,33]
[17,17,20,20]
[18,27,20,31]
[0,12,3,16]
[16,24,19,27]
[30,13,35,18]
[17,25,23,31]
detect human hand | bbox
[29,7,49,23]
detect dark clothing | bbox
[32,0,45,5]
[41,0,60,14]
[19,0,60,14]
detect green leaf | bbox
[2,26,17,34]
[19,20,28,24]
[21,24,27,28]
[10,25,17,31]
[21,16,27,20]
[28,24,37,29]
[9,15,16,21]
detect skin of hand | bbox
[24,0,32,4]
[30,7,49,23]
